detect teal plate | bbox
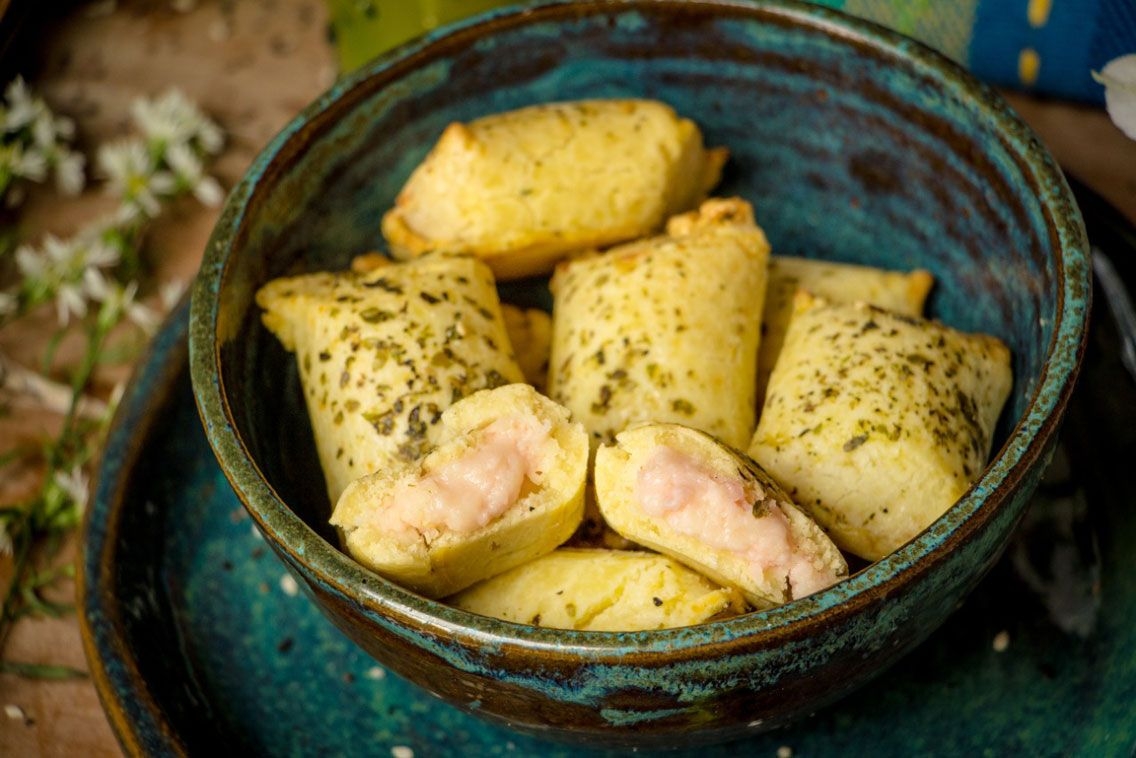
[82,181,1135,756]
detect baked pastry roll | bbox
[331,383,588,598]
[381,99,728,280]
[748,293,1013,561]
[594,424,848,608]
[548,197,770,451]
[757,257,934,408]
[500,304,552,393]
[256,253,524,504]
[447,547,747,631]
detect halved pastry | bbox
[757,257,934,408]
[594,424,848,608]
[748,293,1013,561]
[548,197,770,451]
[447,547,747,631]
[256,252,524,504]
[331,383,588,598]
[381,98,728,279]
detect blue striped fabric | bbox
[810,0,1136,104]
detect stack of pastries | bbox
[257,99,1012,631]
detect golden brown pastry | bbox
[594,423,848,608]
[500,304,552,393]
[748,292,1013,560]
[447,547,747,631]
[757,256,934,408]
[256,253,524,504]
[331,383,588,598]
[381,99,728,279]
[547,197,771,452]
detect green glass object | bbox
[327,0,513,72]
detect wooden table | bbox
[1,2,1134,755]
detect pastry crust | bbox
[500,304,552,393]
[331,384,588,598]
[381,99,728,280]
[547,197,771,452]
[594,424,847,608]
[256,253,524,504]
[447,547,747,631]
[758,257,934,409]
[748,292,1013,560]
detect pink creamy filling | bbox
[635,446,836,598]
[381,415,552,538]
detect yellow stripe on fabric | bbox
[1027,0,1053,28]
[1018,48,1041,85]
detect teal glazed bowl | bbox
[189,0,1090,748]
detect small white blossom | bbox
[166,141,223,206]
[159,278,187,310]
[0,290,17,318]
[14,243,47,279]
[98,138,175,218]
[32,110,59,148]
[81,265,112,301]
[86,273,160,334]
[131,89,223,154]
[12,144,47,181]
[97,138,149,186]
[80,235,122,270]
[54,465,90,515]
[16,233,127,325]
[3,76,40,131]
[1094,54,1136,141]
[54,150,86,195]
[55,280,88,324]
[42,232,80,269]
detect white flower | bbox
[32,110,58,148]
[15,242,47,279]
[98,138,174,218]
[53,113,75,141]
[98,138,150,186]
[1094,54,1136,141]
[81,265,112,302]
[55,280,88,324]
[53,465,90,515]
[12,144,47,181]
[165,141,224,206]
[131,89,223,154]
[86,273,159,334]
[0,290,17,318]
[81,234,122,270]
[159,278,187,310]
[122,284,161,333]
[17,233,123,325]
[4,76,41,131]
[54,149,86,195]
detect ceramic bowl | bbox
[189,0,1090,748]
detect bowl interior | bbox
[193,0,1087,630]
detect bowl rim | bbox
[188,0,1091,658]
